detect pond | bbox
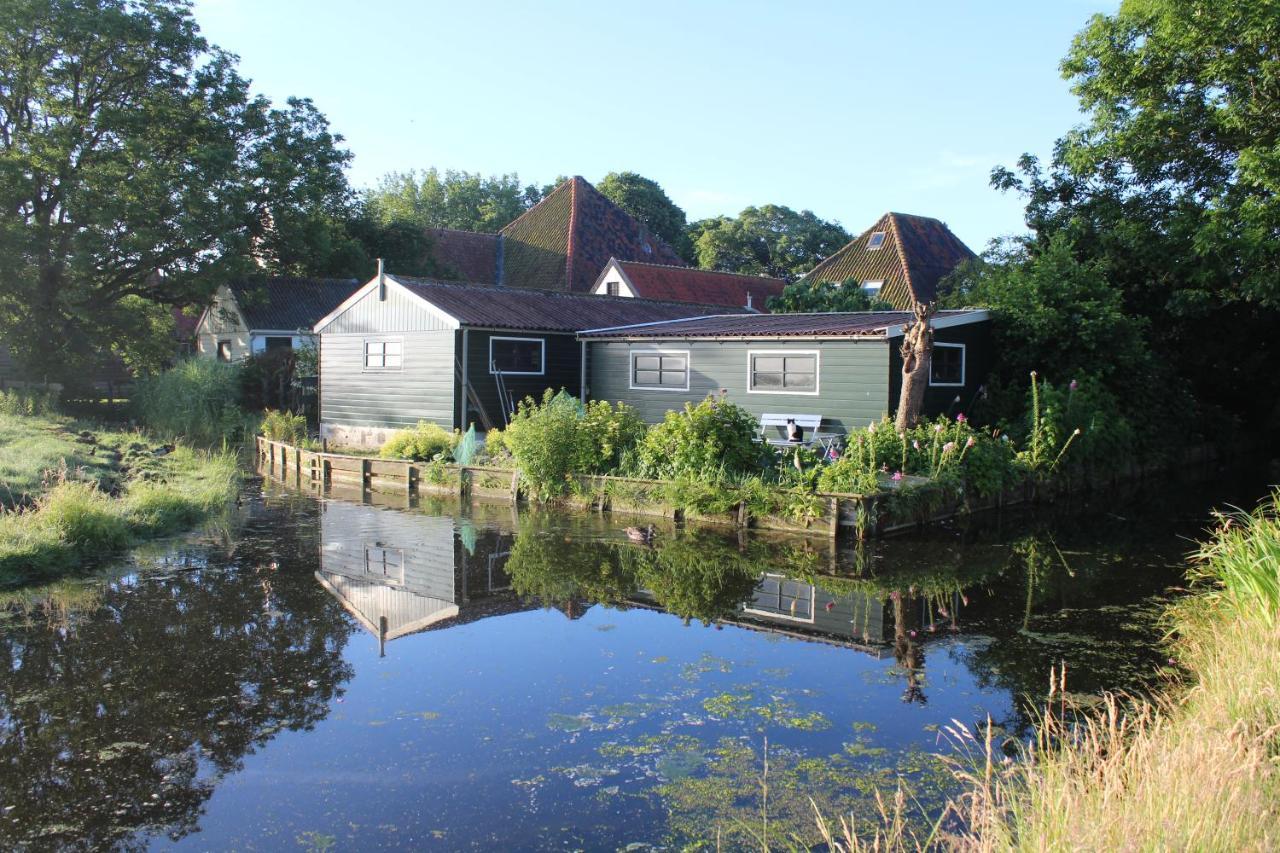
[0,468,1267,850]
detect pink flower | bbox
[942,441,956,453]
[934,423,944,434]
[966,436,976,448]
[868,421,877,434]
[892,471,904,481]
[1069,379,1079,391]
[956,413,966,423]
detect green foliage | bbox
[634,396,765,481]
[688,205,851,281]
[597,171,693,261]
[365,168,545,234]
[134,360,248,446]
[769,277,895,313]
[261,409,307,444]
[1193,492,1280,628]
[0,388,59,417]
[0,0,357,386]
[380,421,457,461]
[504,391,645,500]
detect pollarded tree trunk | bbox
[895,302,936,432]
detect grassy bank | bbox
[0,413,241,584]
[823,491,1280,850]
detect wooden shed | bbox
[578,310,992,436]
[312,273,736,447]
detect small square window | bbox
[930,343,965,387]
[749,352,818,393]
[606,281,621,297]
[364,339,402,370]
[217,340,232,362]
[867,231,886,250]
[631,351,688,390]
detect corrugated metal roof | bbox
[797,213,976,308]
[392,276,741,332]
[229,276,360,331]
[611,260,785,309]
[577,309,984,339]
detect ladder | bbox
[455,358,495,431]
[491,360,517,428]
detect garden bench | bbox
[757,413,839,455]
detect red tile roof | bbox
[499,177,686,293]
[577,309,986,339]
[426,228,499,283]
[798,213,976,307]
[605,260,785,310]
[392,276,740,333]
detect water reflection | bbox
[0,470,1263,849]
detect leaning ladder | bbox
[491,361,516,428]
[455,358,495,431]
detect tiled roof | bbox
[229,277,360,331]
[608,260,785,310]
[426,228,498,283]
[577,309,983,339]
[797,213,976,308]
[499,177,686,292]
[391,275,738,333]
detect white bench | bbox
[757,413,839,454]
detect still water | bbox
[0,471,1266,850]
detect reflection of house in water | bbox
[315,500,527,654]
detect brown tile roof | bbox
[607,260,785,310]
[391,275,742,333]
[499,177,686,293]
[426,228,498,283]
[577,309,985,339]
[229,276,360,331]
[797,213,976,308]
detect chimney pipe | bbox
[377,258,386,301]
[745,291,754,311]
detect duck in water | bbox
[625,524,656,544]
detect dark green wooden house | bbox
[312,273,735,447]
[578,310,992,436]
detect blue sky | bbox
[193,0,1117,251]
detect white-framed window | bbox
[744,574,816,623]
[364,338,403,370]
[862,280,883,294]
[630,349,689,391]
[747,350,819,395]
[930,342,965,387]
[489,336,544,375]
[606,280,621,296]
[216,340,232,362]
[867,231,886,250]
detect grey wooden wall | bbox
[319,330,456,431]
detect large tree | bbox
[597,171,693,261]
[0,0,357,386]
[769,277,894,313]
[364,168,545,233]
[688,205,850,281]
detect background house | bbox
[195,276,358,361]
[422,176,688,293]
[313,273,739,447]
[796,212,977,309]
[590,258,784,310]
[579,310,991,435]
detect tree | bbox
[894,302,935,431]
[597,171,693,261]
[688,205,850,281]
[364,168,545,233]
[768,277,895,313]
[0,0,356,386]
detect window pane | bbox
[634,370,662,386]
[784,356,815,373]
[931,347,963,384]
[493,339,542,373]
[659,355,686,372]
[784,372,816,391]
[753,356,785,374]
[385,341,402,356]
[385,354,402,368]
[753,371,783,390]
[634,355,661,372]
[660,370,685,387]
[366,341,383,356]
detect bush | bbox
[134,359,247,446]
[0,387,59,417]
[261,409,307,444]
[380,421,457,461]
[634,395,765,481]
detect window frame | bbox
[743,574,817,624]
[746,350,820,396]
[862,279,884,294]
[363,337,404,372]
[216,340,232,362]
[929,342,966,387]
[605,280,621,297]
[488,335,545,377]
[867,231,887,250]
[629,348,690,392]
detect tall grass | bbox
[815,492,1280,850]
[134,359,250,446]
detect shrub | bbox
[0,387,59,417]
[504,391,645,499]
[380,421,457,461]
[134,359,246,445]
[634,395,765,481]
[261,409,307,444]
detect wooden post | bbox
[294,447,302,487]
[322,456,332,488]
[361,457,371,491]
[829,496,839,539]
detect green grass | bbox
[0,414,242,585]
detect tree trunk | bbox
[894,302,935,432]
